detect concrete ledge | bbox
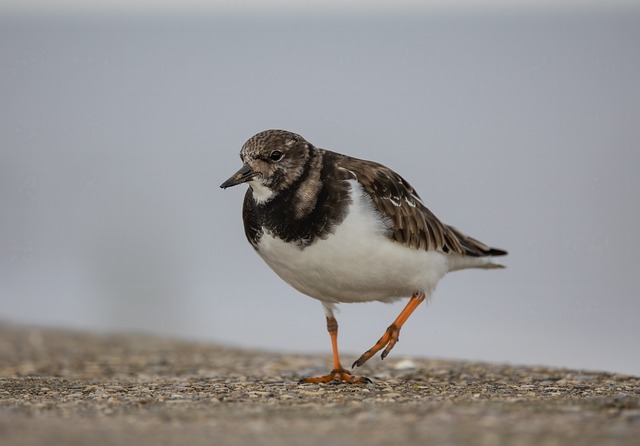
[0,323,638,445]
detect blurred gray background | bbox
[1,2,639,375]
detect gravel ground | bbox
[0,323,638,446]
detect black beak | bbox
[220,164,257,189]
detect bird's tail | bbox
[447,225,508,258]
[445,225,507,271]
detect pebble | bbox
[393,359,417,370]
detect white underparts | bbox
[256,181,453,304]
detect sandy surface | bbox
[0,323,638,445]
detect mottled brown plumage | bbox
[334,154,507,257]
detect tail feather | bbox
[447,225,508,258]
[448,253,506,272]
[482,246,508,257]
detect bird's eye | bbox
[270,150,283,162]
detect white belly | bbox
[255,181,451,304]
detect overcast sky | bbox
[2,0,639,16]
[2,7,639,376]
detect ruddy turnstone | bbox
[220,129,507,384]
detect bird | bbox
[220,129,507,384]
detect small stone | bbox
[393,359,417,370]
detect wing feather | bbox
[333,152,506,257]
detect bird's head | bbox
[220,129,313,203]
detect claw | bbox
[300,368,371,384]
[381,335,399,360]
[353,324,400,368]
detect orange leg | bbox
[352,292,426,368]
[300,316,371,384]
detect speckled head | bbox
[220,129,314,203]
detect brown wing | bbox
[334,152,506,257]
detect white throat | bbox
[249,180,275,203]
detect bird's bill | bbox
[220,164,257,189]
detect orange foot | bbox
[352,324,400,368]
[299,368,372,384]
[353,292,425,368]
